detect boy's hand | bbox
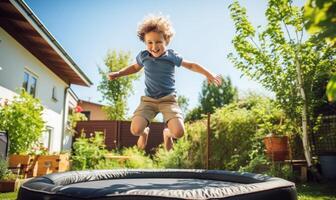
[107,71,120,80]
[207,74,222,86]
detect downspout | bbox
[60,86,70,152]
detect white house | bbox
[0,0,92,153]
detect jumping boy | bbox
[108,15,222,151]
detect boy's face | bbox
[144,31,167,58]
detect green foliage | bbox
[304,0,336,45]
[304,0,336,102]
[228,0,335,120]
[0,91,44,154]
[154,133,198,169]
[177,95,189,117]
[267,163,295,181]
[200,76,237,114]
[71,132,155,170]
[185,106,203,122]
[228,0,336,167]
[209,103,257,170]
[122,147,155,168]
[66,111,87,136]
[0,159,17,181]
[71,132,109,170]
[156,95,293,171]
[98,50,140,120]
[185,76,237,122]
[0,158,8,180]
[154,118,209,169]
[327,74,336,102]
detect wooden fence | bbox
[311,115,336,155]
[75,120,165,153]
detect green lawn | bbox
[1,181,335,200]
[296,181,336,200]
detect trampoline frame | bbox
[18,169,297,200]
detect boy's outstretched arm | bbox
[108,63,142,80]
[181,60,222,86]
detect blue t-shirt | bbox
[136,49,183,99]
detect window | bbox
[81,111,91,120]
[52,86,58,101]
[41,126,53,151]
[22,70,38,97]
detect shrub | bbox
[155,94,298,172]
[71,132,109,170]
[0,90,44,154]
[154,120,207,169]
[0,158,9,180]
[122,147,155,169]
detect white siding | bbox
[0,27,69,153]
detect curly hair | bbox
[137,14,175,44]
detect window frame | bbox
[22,69,38,97]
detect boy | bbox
[108,15,222,151]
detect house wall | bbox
[0,27,68,153]
[78,101,108,120]
[62,90,78,151]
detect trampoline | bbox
[18,169,297,200]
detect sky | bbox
[25,0,305,117]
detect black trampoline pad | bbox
[18,169,297,200]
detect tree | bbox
[177,95,189,117]
[228,0,335,172]
[304,0,336,101]
[199,76,237,114]
[304,0,336,45]
[185,76,237,122]
[98,50,140,120]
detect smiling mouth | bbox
[151,50,160,53]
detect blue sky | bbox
[25,0,305,117]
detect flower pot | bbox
[264,135,289,161]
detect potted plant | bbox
[258,107,295,162]
[0,158,20,193]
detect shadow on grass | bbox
[297,181,336,200]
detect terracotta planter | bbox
[264,135,289,161]
[36,154,70,176]
[8,155,38,178]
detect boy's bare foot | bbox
[163,128,173,151]
[137,127,150,150]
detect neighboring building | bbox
[78,100,108,120]
[0,0,92,152]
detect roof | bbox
[78,99,107,107]
[0,0,92,86]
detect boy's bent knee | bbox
[130,126,144,136]
[170,128,184,139]
[130,116,148,136]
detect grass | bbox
[1,181,335,200]
[296,181,336,200]
[0,192,17,200]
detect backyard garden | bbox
[1,0,336,199]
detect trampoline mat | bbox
[60,178,247,198]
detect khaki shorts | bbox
[132,95,183,124]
